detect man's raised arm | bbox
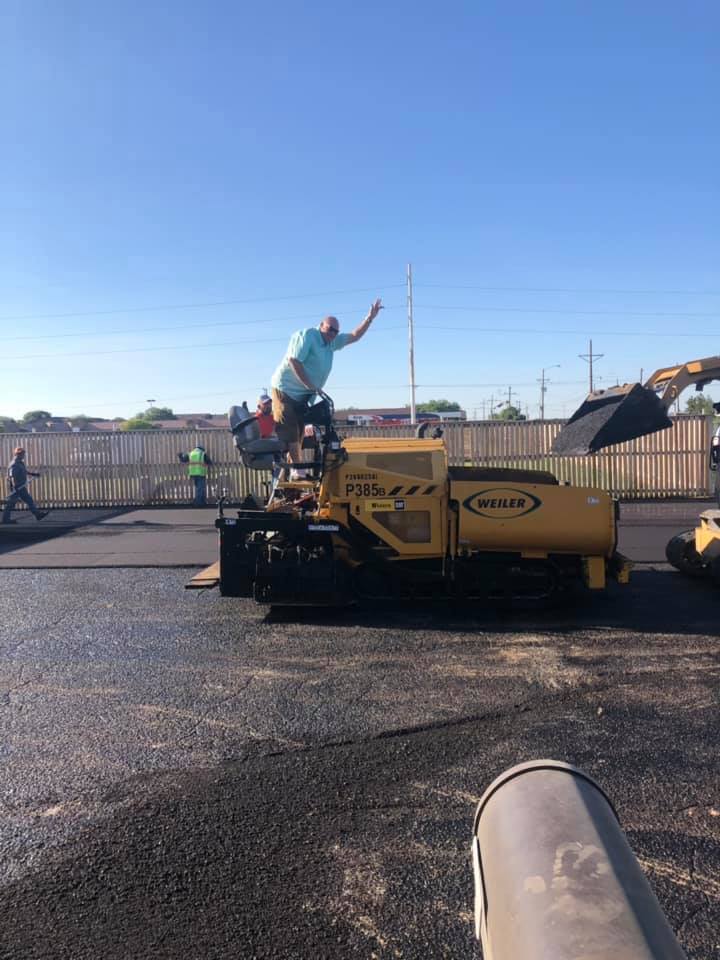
[345,298,383,344]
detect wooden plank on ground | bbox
[185,560,220,589]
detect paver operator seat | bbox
[228,403,285,470]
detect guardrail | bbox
[0,414,712,508]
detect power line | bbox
[5,299,716,345]
[5,314,720,361]
[414,283,720,296]
[0,325,409,362]
[0,283,405,323]
[4,319,719,362]
[56,386,416,412]
[415,324,718,338]
[414,381,588,387]
[6,315,279,343]
[4,305,406,343]
[10,315,715,348]
[0,336,288,362]
[415,303,720,319]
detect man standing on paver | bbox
[2,447,49,524]
[180,444,213,506]
[271,299,383,477]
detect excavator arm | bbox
[643,355,720,408]
[552,354,720,455]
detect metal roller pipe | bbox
[471,760,686,960]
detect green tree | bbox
[0,417,17,433]
[492,404,527,421]
[138,406,176,421]
[417,399,461,412]
[68,415,92,430]
[120,417,157,431]
[22,410,52,422]
[685,394,715,415]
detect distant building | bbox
[2,413,232,434]
[335,406,466,425]
[88,413,229,431]
[23,417,76,433]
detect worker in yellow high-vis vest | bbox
[181,444,213,506]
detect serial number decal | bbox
[345,482,387,497]
[307,523,340,532]
[462,487,541,519]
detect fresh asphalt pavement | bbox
[0,507,218,568]
[0,504,718,959]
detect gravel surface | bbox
[0,567,718,959]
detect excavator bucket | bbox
[551,383,673,455]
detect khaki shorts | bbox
[271,389,308,446]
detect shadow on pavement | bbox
[262,568,720,638]
[0,508,135,555]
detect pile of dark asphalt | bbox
[550,403,618,454]
[0,568,718,959]
[551,386,671,455]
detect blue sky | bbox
[2,1,719,421]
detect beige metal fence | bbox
[0,415,713,508]
[341,414,714,498]
[0,430,264,508]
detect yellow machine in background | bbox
[552,354,720,455]
[210,416,629,605]
[666,510,720,584]
[549,352,720,589]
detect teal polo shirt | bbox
[271,327,352,401]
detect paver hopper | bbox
[552,355,720,455]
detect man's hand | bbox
[366,298,383,322]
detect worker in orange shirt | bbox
[255,393,276,439]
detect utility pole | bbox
[538,365,560,421]
[506,385,514,408]
[579,339,603,392]
[407,263,416,425]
